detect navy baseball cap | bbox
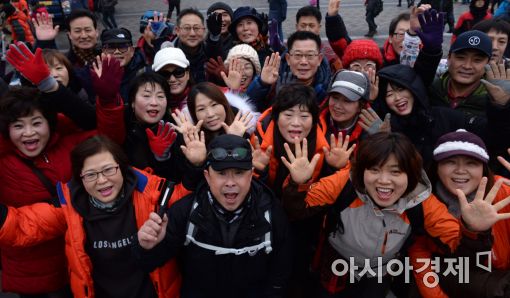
[449,30,492,58]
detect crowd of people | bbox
[0,0,509,297]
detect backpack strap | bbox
[19,157,57,198]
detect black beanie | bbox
[207,2,234,18]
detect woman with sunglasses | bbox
[153,47,194,113]
[0,135,187,297]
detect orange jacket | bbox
[410,175,510,298]
[251,107,330,188]
[0,168,187,298]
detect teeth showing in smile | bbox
[377,187,392,193]
[452,178,469,183]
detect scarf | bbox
[435,181,476,218]
[88,187,126,213]
[171,85,190,111]
[207,191,251,224]
[383,38,398,64]
[72,46,98,66]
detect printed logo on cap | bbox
[116,34,125,38]
[468,36,480,46]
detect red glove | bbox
[90,55,124,105]
[145,121,177,161]
[205,56,227,81]
[6,42,55,91]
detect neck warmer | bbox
[207,190,251,224]
[88,187,126,213]
[435,181,476,218]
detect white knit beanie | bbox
[225,44,261,75]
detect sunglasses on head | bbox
[208,147,250,161]
[158,67,187,79]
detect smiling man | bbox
[135,134,291,298]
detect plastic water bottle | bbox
[400,34,420,68]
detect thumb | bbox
[145,127,156,139]
[322,146,330,156]
[220,71,227,81]
[266,145,273,156]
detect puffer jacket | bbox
[0,99,124,294]
[375,64,510,169]
[0,168,183,298]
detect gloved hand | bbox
[90,54,124,106]
[269,19,282,52]
[205,56,227,80]
[416,9,445,53]
[206,12,222,38]
[259,12,269,36]
[6,42,57,92]
[146,121,177,161]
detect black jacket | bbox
[135,179,292,298]
[375,64,510,169]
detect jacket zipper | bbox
[381,218,388,255]
[42,153,49,163]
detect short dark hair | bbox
[287,30,321,51]
[70,135,130,184]
[0,87,57,138]
[389,13,410,36]
[128,72,171,108]
[177,8,204,26]
[473,18,510,38]
[296,6,322,24]
[351,132,423,197]
[272,83,319,127]
[66,9,97,30]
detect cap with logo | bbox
[101,28,133,45]
[449,30,492,58]
[206,134,253,171]
[328,70,370,101]
[152,47,190,72]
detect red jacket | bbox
[0,168,185,298]
[0,100,124,294]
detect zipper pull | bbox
[43,154,49,163]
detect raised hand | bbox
[221,111,254,136]
[138,212,168,250]
[206,12,222,37]
[206,56,227,81]
[259,12,269,36]
[409,4,431,34]
[281,137,321,184]
[146,121,177,161]
[180,126,207,166]
[366,68,379,101]
[6,42,57,92]
[482,61,510,105]
[170,109,203,134]
[32,12,60,41]
[328,0,341,16]
[323,133,355,169]
[91,54,124,105]
[269,20,282,52]
[252,137,272,171]
[359,108,391,134]
[497,148,510,173]
[260,52,281,85]
[221,58,242,90]
[459,177,510,232]
[416,9,444,53]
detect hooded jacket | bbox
[374,64,510,169]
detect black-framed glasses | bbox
[208,147,250,161]
[80,166,119,182]
[102,43,131,54]
[158,67,187,79]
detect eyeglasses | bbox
[178,26,205,33]
[392,32,405,40]
[208,147,250,161]
[80,166,119,182]
[349,62,377,72]
[158,67,187,79]
[289,52,319,61]
[102,43,131,54]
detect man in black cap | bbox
[101,27,148,101]
[135,134,291,297]
[429,30,510,116]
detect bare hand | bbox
[328,0,341,16]
[260,52,281,85]
[366,68,379,101]
[221,58,242,90]
[138,212,168,250]
[409,4,431,34]
[221,111,254,136]
[252,137,272,171]
[281,137,321,184]
[180,126,207,166]
[323,133,355,169]
[32,12,60,41]
[497,148,510,173]
[459,177,510,232]
[171,109,203,134]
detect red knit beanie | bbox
[342,39,384,69]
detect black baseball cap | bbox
[449,30,492,58]
[206,134,253,171]
[101,28,133,45]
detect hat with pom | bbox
[433,129,489,163]
[225,44,261,75]
[342,39,384,70]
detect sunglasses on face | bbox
[158,67,187,79]
[208,147,250,161]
